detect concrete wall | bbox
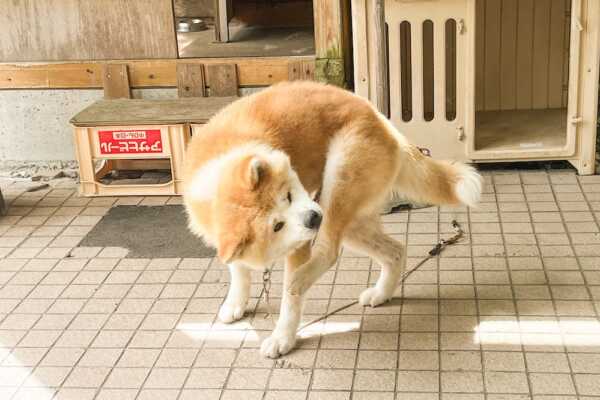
[0,87,262,164]
[0,89,177,162]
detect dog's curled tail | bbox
[394,146,483,208]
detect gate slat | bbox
[411,20,424,122]
[434,19,447,121]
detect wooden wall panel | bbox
[314,0,343,58]
[0,0,177,62]
[499,0,517,110]
[0,57,315,89]
[476,0,571,111]
[532,0,552,109]
[548,0,567,108]
[483,0,502,111]
[475,0,486,111]
[0,0,82,61]
[515,0,535,110]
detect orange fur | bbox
[184,81,480,267]
[182,81,482,357]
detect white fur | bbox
[320,133,359,209]
[260,290,302,358]
[372,99,482,209]
[266,168,321,262]
[218,263,251,323]
[455,164,483,208]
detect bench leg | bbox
[0,189,6,216]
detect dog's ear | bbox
[218,229,249,264]
[245,157,267,190]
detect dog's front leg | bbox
[288,239,339,296]
[260,289,304,358]
[261,244,310,358]
[218,263,251,323]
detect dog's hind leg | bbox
[261,242,311,358]
[218,263,251,323]
[344,215,406,307]
[288,129,398,296]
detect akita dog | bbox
[183,81,482,358]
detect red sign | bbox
[98,129,163,154]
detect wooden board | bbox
[548,0,567,108]
[102,64,131,100]
[206,64,238,96]
[70,98,236,127]
[214,0,232,42]
[475,0,485,111]
[578,0,600,174]
[288,60,316,80]
[516,0,535,110]
[484,0,502,111]
[0,0,177,62]
[500,0,518,110]
[0,189,6,216]
[177,63,206,98]
[351,0,369,99]
[313,0,348,86]
[532,0,552,109]
[0,57,315,89]
[313,0,343,58]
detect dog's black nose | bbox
[304,210,322,229]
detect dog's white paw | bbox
[218,302,246,323]
[359,287,392,307]
[260,332,296,358]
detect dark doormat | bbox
[78,205,216,258]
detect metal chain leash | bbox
[261,268,277,321]
[259,220,464,332]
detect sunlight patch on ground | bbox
[476,319,600,346]
[0,345,55,400]
[298,321,361,339]
[176,320,361,343]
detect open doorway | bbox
[174,0,315,58]
[473,0,573,157]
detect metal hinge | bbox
[575,17,584,32]
[457,126,465,141]
[570,116,583,125]
[457,19,465,34]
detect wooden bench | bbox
[70,97,235,197]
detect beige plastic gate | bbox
[352,0,600,174]
[387,0,472,162]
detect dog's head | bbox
[212,149,322,267]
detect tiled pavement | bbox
[1,168,600,400]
